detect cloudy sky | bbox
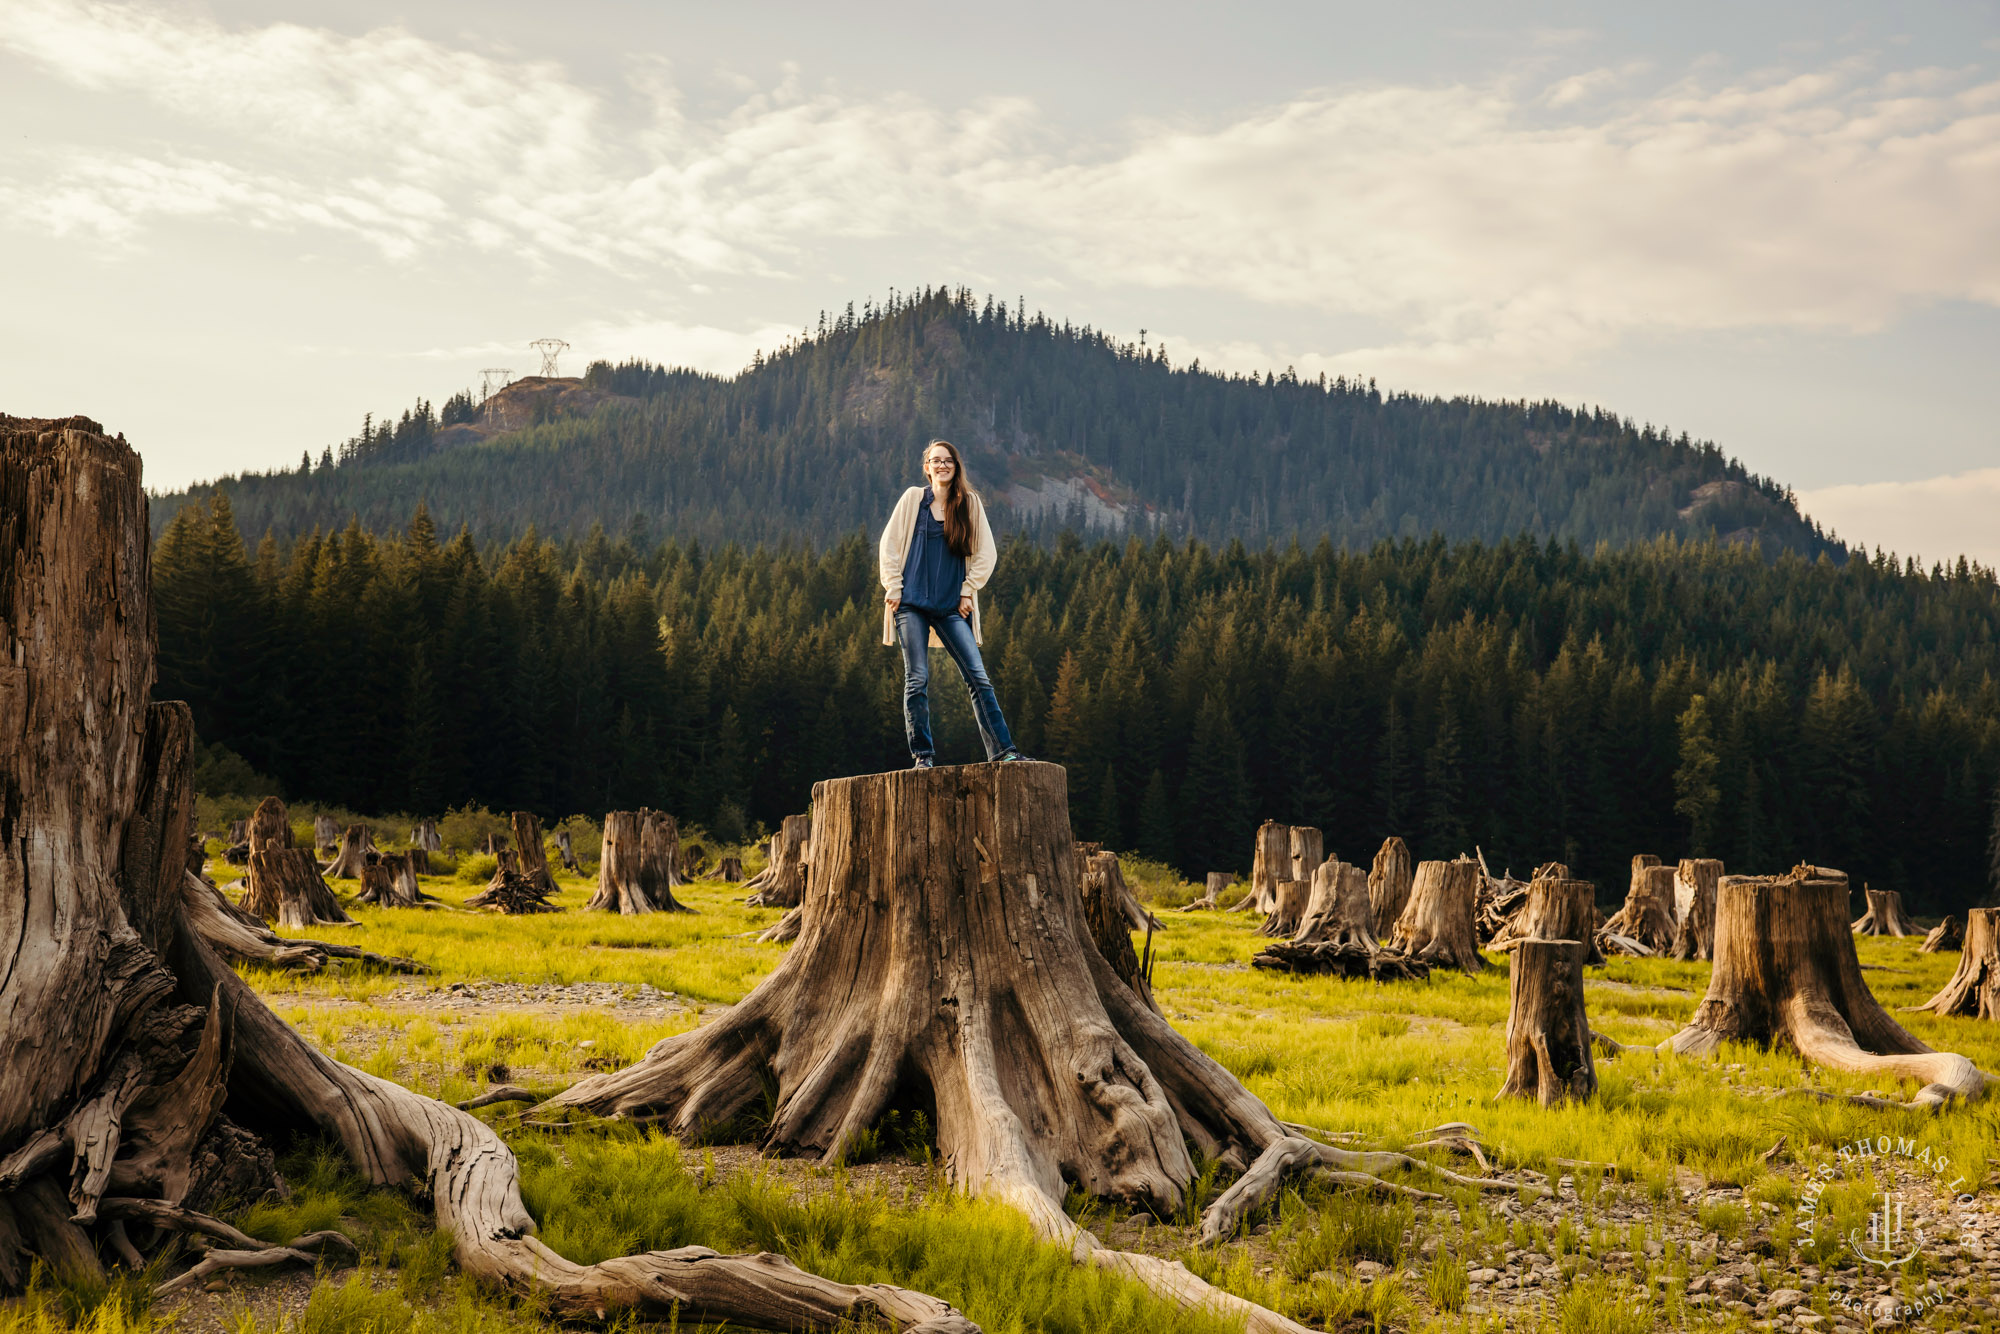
[4,1,1998,563]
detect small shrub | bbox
[456,854,497,884]
[1426,1250,1468,1312]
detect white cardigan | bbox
[878,485,997,647]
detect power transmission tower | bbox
[480,368,513,402]
[529,339,569,378]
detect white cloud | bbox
[1799,468,2000,570]
[4,0,1999,375]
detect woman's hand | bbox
[886,594,900,613]
[958,596,973,619]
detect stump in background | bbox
[227,817,249,845]
[481,831,509,855]
[358,851,427,909]
[465,849,520,908]
[1497,939,1595,1105]
[1494,873,1602,966]
[554,828,578,873]
[588,809,693,914]
[1257,878,1310,937]
[247,797,289,855]
[1669,859,1722,961]
[1080,852,1160,1014]
[411,819,442,853]
[1368,836,1414,939]
[1666,869,1988,1106]
[1389,857,1484,973]
[322,824,372,879]
[1921,915,1963,954]
[238,797,354,926]
[718,855,745,883]
[313,814,341,857]
[1288,826,1323,886]
[510,811,561,897]
[1181,872,1234,911]
[1293,860,1376,950]
[1910,909,2000,1020]
[1239,820,1292,915]
[1601,863,1676,955]
[744,813,811,909]
[408,847,431,875]
[1852,885,1917,937]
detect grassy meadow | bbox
[10,838,1998,1334]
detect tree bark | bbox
[321,824,372,879]
[1909,909,2000,1020]
[1367,836,1414,939]
[1287,826,1322,885]
[247,797,289,856]
[1669,859,1722,961]
[312,815,341,857]
[481,831,509,855]
[509,811,560,897]
[0,417,977,1329]
[1493,874,1602,965]
[588,810,692,914]
[1601,864,1676,955]
[542,763,1502,1333]
[1388,858,1484,973]
[718,856,745,883]
[1921,915,1962,954]
[744,814,810,909]
[1666,869,1989,1106]
[1852,886,1918,937]
[1257,879,1311,937]
[1497,939,1595,1105]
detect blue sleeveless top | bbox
[902,486,966,616]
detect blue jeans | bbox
[896,606,1017,762]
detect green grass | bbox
[41,862,1999,1334]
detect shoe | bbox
[912,757,934,770]
[995,751,1032,763]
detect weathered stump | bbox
[588,810,693,914]
[1180,872,1234,911]
[411,819,442,853]
[554,828,578,873]
[508,811,560,897]
[1080,852,1160,1014]
[321,824,372,879]
[1601,864,1676,955]
[358,852,427,909]
[1852,886,1918,937]
[465,849,519,908]
[238,797,354,926]
[408,847,431,876]
[1367,836,1413,939]
[481,831,509,855]
[718,855,745,883]
[1669,858,1722,961]
[744,813,810,909]
[312,815,341,857]
[1257,878,1311,937]
[0,414,975,1331]
[1497,939,1595,1105]
[543,763,1502,1332]
[1238,820,1292,914]
[1494,874,1603,965]
[247,796,289,855]
[1293,860,1376,950]
[1288,826,1323,886]
[1921,915,1963,954]
[227,817,249,845]
[1388,857,1484,973]
[1910,909,2000,1020]
[1666,869,1989,1106]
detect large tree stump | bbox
[237,797,354,926]
[1921,915,1963,954]
[312,815,341,857]
[411,819,442,853]
[1852,885,1918,937]
[1909,909,2000,1020]
[1493,873,1603,965]
[1233,820,1292,915]
[1367,836,1414,939]
[1669,858,1722,961]
[0,416,977,1330]
[587,810,693,914]
[1601,863,1676,955]
[226,818,249,846]
[1497,939,1595,1105]
[744,813,810,909]
[321,824,373,879]
[357,852,428,909]
[554,828,579,873]
[1288,826,1323,885]
[1388,857,1484,973]
[465,849,519,908]
[510,811,561,896]
[1252,859,1430,980]
[718,855,745,883]
[1666,869,1989,1107]
[542,763,1516,1332]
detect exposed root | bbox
[456,1086,539,1111]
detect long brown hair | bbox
[925,439,976,559]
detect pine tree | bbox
[1673,693,1722,856]
[1179,693,1250,874]
[1093,764,1122,850]
[1422,699,1468,856]
[1136,768,1176,865]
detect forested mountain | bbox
[152,287,1834,556]
[154,495,2000,913]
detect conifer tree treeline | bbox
[153,288,1831,558]
[154,496,2000,913]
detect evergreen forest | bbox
[153,493,2000,915]
[152,288,1834,557]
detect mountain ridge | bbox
[150,287,1839,558]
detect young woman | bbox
[879,440,1028,768]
